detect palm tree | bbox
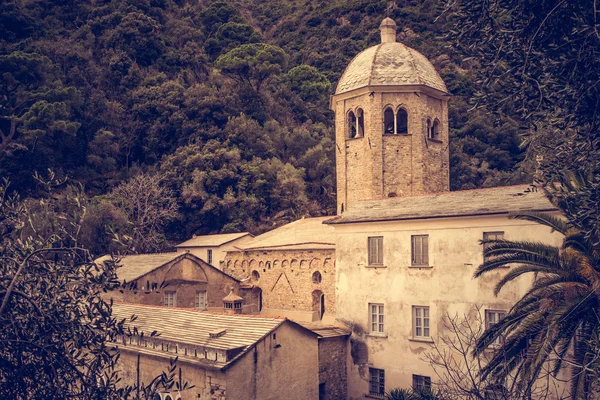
[473,210,600,398]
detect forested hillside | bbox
[0,0,529,254]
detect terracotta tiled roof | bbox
[335,42,448,95]
[327,185,556,224]
[233,217,336,251]
[176,232,252,248]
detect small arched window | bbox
[357,108,365,137]
[252,270,260,281]
[347,111,357,138]
[383,107,394,134]
[312,271,322,284]
[432,119,440,139]
[397,108,408,134]
[426,118,433,139]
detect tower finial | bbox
[380,18,397,43]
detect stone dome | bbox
[335,20,448,95]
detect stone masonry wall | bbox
[334,89,449,213]
[319,336,348,400]
[223,248,336,316]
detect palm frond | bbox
[509,211,569,235]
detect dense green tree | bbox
[205,22,262,59]
[285,65,331,103]
[215,43,288,91]
[0,179,182,398]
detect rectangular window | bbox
[207,249,213,264]
[369,303,384,334]
[195,291,207,310]
[164,291,176,307]
[369,368,385,397]
[412,375,431,392]
[483,231,504,261]
[411,235,429,266]
[368,236,383,265]
[413,306,430,338]
[485,309,507,346]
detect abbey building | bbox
[103,18,564,400]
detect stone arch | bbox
[347,110,357,138]
[233,260,239,269]
[312,271,322,284]
[249,259,257,269]
[396,107,408,134]
[356,108,365,137]
[282,260,289,269]
[323,258,332,273]
[164,258,208,284]
[312,290,325,320]
[266,261,271,269]
[226,260,232,269]
[259,261,264,269]
[426,118,433,139]
[432,118,440,139]
[273,259,280,268]
[299,260,308,269]
[309,258,321,269]
[252,270,260,281]
[383,106,394,134]
[241,260,248,272]
[290,259,298,270]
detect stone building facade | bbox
[105,252,260,314]
[223,217,337,322]
[331,18,449,214]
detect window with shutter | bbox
[369,368,385,396]
[411,235,429,266]
[368,236,384,265]
[195,291,207,310]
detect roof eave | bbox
[328,208,559,225]
[332,84,449,102]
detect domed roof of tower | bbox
[335,18,448,95]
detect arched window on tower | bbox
[396,108,408,134]
[347,111,357,138]
[432,119,440,139]
[357,108,365,137]
[426,118,433,139]
[383,107,394,134]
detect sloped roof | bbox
[297,321,351,339]
[327,185,556,224]
[111,303,314,369]
[335,42,447,95]
[97,253,182,282]
[176,232,252,248]
[234,217,336,251]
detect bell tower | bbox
[331,18,450,214]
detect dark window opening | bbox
[357,108,365,137]
[384,107,394,134]
[347,111,357,138]
[397,108,408,134]
[432,119,440,139]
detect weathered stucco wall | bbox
[109,255,259,313]
[223,249,336,319]
[318,336,348,400]
[226,322,319,400]
[333,214,564,399]
[117,348,227,399]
